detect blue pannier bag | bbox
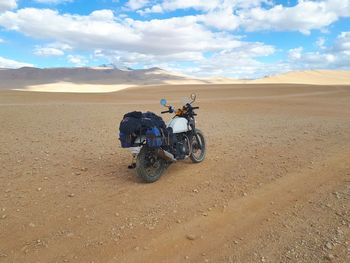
[146,127,162,148]
[119,132,133,148]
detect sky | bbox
[0,0,349,78]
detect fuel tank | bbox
[167,117,190,133]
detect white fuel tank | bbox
[167,117,190,133]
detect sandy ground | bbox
[0,84,350,263]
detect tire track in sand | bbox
[117,147,350,263]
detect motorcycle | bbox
[122,94,206,183]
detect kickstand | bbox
[128,154,137,169]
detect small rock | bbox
[193,189,199,193]
[37,187,42,191]
[336,229,343,235]
[186,234,196,241]
[325,254,335,261]
[261,256,266,262]
[243,192,247,197]
[81,168,88,172]
[325,242,333,250]
[68,193,75,197]
[1,214,7,219]
[29,222,36,227]
[184,256,190,260]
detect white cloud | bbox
[142,0,271,13]
[332,32,350,54]
[33,42,73,57]
[197,8,239,31]
[287,32,350,69]
[93,41,275,78]
[137,4,163,15]
[0,8,246,55]
[288,47,303,60]
[316,37,326,49]
[67,55,88,66]
[0,56,33,68]
[126,0,150,10]
[137,0,350,34]
[239,0,350,34]
[33,0,73,4]
[180,42,276,78]
[0,0,17,13]
[159,0,219,12]
[47,42,73,51]
[34,47,65,56]
[0,8,140,48]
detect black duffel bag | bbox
[119,111,142,148]
[119,111,166,148]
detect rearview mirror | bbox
[191,93,196,101]
[190,93,196,103]
[160,98,167,106]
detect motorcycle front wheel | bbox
[190,129,206,163]
[136,146,167,183]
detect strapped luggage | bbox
[146,127,163,148]
[119,111,166,148]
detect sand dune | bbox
[253,70,350,85]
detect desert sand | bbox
[0,81,349,263]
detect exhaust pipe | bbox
[156,149,176,162]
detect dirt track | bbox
[0,84,349,263]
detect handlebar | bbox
[161,105,198,115]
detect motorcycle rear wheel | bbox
[190,129,206,163]
[136,146,167,183]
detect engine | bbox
[173,134,191,160]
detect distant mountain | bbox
[0,66,196,90]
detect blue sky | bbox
[0,0,349,78]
